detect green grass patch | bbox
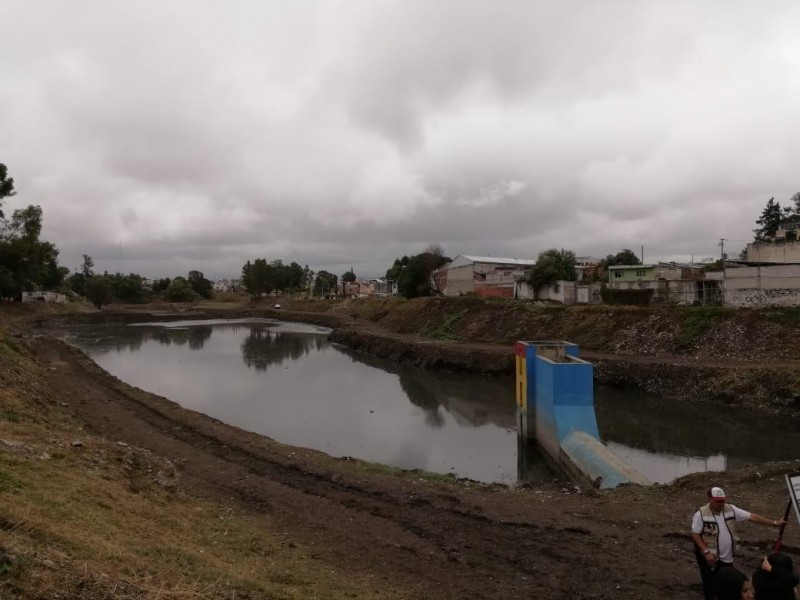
[424,308,469,340]
[2,410,20,423]
[339,457,458,483]
[761,307,800,325]
[674,306,732,350]
[0,469,22,493]
[0,336,21,357]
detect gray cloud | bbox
[1,1,799,280]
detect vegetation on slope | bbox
[0,326,406,599]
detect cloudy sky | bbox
[2,1,799,280]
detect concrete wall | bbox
[576,283,602,304]
[21,291,66,304]
[516,280,588,303]
[746,240,800,263]
[443,263,476,296]
[725,264,800,307]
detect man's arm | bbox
[748,512,785,527]
[691,532,711,553]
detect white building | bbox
[438,255,536,297]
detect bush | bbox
[164,277,195,302]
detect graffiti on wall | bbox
[731,287,800,306]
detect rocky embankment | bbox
[282,297,800,413]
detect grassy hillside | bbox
[289,296,800,362]
[0,326,406,599]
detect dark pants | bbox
[694,547,733,600]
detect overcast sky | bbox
[2,1,799,280]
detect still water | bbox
[63,319,800,485]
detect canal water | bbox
[62,319,800,485]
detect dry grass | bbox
[0,325,409,600]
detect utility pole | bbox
[719,238,726,306]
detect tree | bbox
[0,163,15,219]
[0,204,62,295]
[187,270,213,299]
[754,197,785,241]
[527,249,577,298]
[341,268,357,283]
[605,249,641,266]
[81,254,95,277]
[313,271,337,297]
[396,251,450,299]
[424,243,445,257]
[84,275,113,309]
[385,256,409,285]
[110,273,145,303]
[164,277,194,302]
[242,259,273,299]
[790,191,800,214]
[151,278,171,294]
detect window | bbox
[614,272,623,278]
[636,270,646,277]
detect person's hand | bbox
[706,552,717,567]
[774,518,787,527]
[761,556,772,572]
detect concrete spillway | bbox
[515,341,649,490]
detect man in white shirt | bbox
[691,486,784,600]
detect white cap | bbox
[710,486,726,500]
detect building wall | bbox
[725,264,800,307]
[21,291,67,304]
[474,283,514,298]
[608,266,657,282]
[746,240,800,263]
[607,279,702,305]
[514,280,589,304]
[444,264,476,295]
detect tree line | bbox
[0,164,66,299]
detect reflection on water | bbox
[64,319,528,483]
[241,325,325,371]
[62,320,800,485]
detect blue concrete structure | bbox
[515,341,648,489]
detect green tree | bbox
[164,277,194,302]
[242,258,273,299]
[385,256,409,286]
[151,278,171,294]
[0,205,62,295]
[397,252,450,299]
[527,249,577,298]
[110,273,145,303]
[341,268,356,283]
[0,163,15,219]
[187,270,213,299]
[84,275,113,309]
[605,249,641,266]
[753,197,785,241]
[313,270,337,297]
[66,272,87,296]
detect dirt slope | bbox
[19,324,800,599]
[4,299,800,598]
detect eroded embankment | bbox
[282,297,800,412]
[34,298,800,413]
